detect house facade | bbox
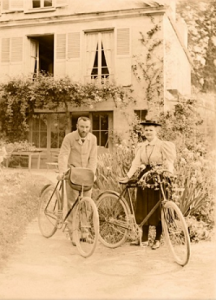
[0,0,191,154]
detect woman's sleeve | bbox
[127,146,145,178]
[161,141,176,173]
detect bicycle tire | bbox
[38,184,60,238]
[161,200,190,266]
[73,197,99,258]
[97,192,130,248]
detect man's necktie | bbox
[81,139,85,143]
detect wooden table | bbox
[9,151,42,170]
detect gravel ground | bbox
[0,168,215,300]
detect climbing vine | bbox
[132,20,164,115]
[0,74,134,142]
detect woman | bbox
[119,120,176,249]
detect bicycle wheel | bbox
[38,185,60,238]
[97,192,129,248]
[73,197,99,258]
[161,201,190,266]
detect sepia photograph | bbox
[0,0,215,299]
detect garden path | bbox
[0,169,215,300]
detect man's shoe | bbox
[151,240,160,250]
[81,228,94,244]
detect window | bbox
[50,114,65,148]
[30,113,65,149]
[134,110,147,121]
[92,113,109,147]
[24,0,67,12]
[31,115,47,148]
[29,112,112,150]
[32,0,52,8]
[85,31,113,84]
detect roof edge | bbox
[167,14,194,69]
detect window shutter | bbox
[66,32,81,81]
[2,0,9,11]
[1,38,10,63]
[55,0,68,7]
[11,37,23,62]
[115,28,131,86]
[68,32,80,59]
[117,28,130,55]
[56,34,66,59]
[55,34,66,77]
[11,0,23,10]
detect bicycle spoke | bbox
[97,193,129,248]
[162,201,190,266]
[73,197,99,258]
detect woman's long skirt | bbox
[135,167,161,226]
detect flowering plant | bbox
[136,165,176,197]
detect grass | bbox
[0,169,52,268]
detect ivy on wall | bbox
[0,74,134,142]
[132,21,164,116]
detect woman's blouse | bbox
[127,137,176,178]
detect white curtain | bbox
[86,33,98,78]
[101,31,112,76]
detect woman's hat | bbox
[139,120,161,127]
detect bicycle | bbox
[96,166,191,266]
[38,167,99,258]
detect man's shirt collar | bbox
[74,130,91,142]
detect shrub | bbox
[94,139,215,242]
[95,141,136,192]
[173,147,215,219]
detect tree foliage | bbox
[158,98,204,150]
[177,0,216,92]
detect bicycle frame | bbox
[97,168,190,265]
[100,172,169,232]
[39,168,100,258]
[43,178,80,228]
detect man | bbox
[58,116,97,240]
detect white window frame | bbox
[32,0,53,9]
[84,29,114,85]
[24,0,67,13]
